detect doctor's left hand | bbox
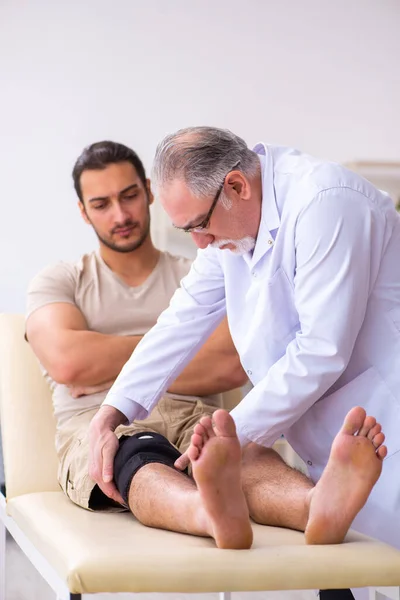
[175,449,191,471]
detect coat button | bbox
[307,460,312,466]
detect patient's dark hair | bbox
[72,141,147,202]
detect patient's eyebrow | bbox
[173,212,208,231]
[88,183,139,203]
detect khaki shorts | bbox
[56,396,217,510]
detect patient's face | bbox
[79,162,152,253]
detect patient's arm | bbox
[27,303,142,387]
[169,317,248,395]
[27,303,247,394]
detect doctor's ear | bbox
[225,171,252,201]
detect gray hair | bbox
[151,126,260,199]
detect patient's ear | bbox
[78,200,91,224]
[146,179,154,206]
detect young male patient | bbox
[27,141,387,554]
[26,141,247,510]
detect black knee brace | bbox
[114,432,187,504]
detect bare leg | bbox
[128,463,210,536]
[305,406,386,544]
[130,406,385,548]
[189,412,310,534]
[241,443,312,531]
[128,410,253,549]
[216,407,387,544]
[241,406,386,544]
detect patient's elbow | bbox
[221,356,248,390]
[234,368,249,388]
[47,358,81,386]
[230,367,248,389]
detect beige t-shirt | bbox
[26,250,221,428]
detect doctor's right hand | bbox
[88,405,127,507]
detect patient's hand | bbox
[88,405,127,506]
[69,379,115,398]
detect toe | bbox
[341,406,367,435]
[199,415,215,439]
[194,422,209,442]
[212,409,237,438]
[372,432,385,449]
[367,423,381,441]
[188,444,200,462]
[191,432,204,450]
[377,445,388,460]
[357,416,376,438]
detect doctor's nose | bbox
[190,232,214,249]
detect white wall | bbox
[1,0,399,312]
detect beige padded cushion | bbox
[0,314,59,498]
[8,491,400,594]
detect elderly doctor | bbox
[89,126,400,550]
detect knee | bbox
[114,432,184,505]
[242,441,278,463]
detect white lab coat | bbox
[106,144,400,549]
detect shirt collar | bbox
[249,143,280,267]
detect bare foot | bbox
[305,406,387,545]
[189,409,253,549]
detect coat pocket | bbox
[267,267,299,342]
